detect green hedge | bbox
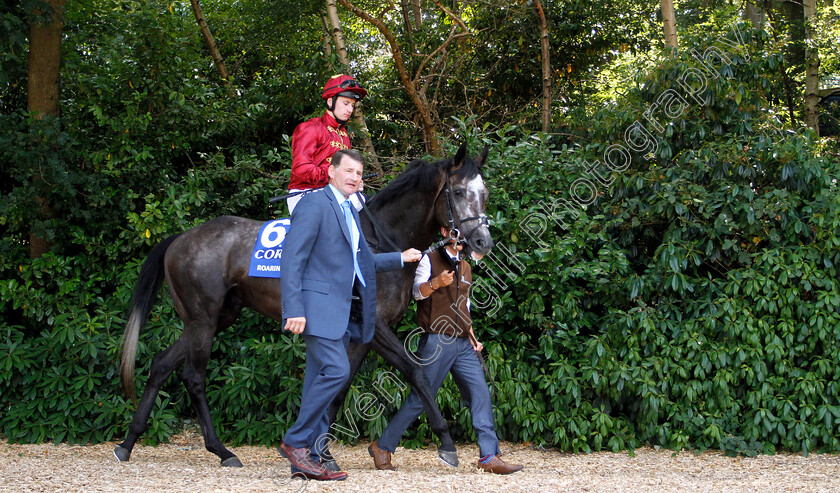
[2,23,840,457]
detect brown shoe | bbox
[368,441,396,470]
[476,455,523,474]
[291,465,348,481]
[278,442,328,477]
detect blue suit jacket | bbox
[280,187,403,343]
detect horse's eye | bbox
[454,189,463,196]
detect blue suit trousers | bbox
[283,332,351,461]
[378,334,500,457]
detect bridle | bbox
[423,168,489,255]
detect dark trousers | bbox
[378,334,500,457]
[283,332,350,461]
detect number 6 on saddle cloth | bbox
[248,219,290,278]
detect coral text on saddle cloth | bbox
[248,219,290,278]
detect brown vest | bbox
[416,249,472,337]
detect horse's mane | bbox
[369,154,482,210]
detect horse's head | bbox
[437,143,494,260]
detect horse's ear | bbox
[476,145,489,168]
[453,142,468,167]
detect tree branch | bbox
[190,0,235,97]
[337,0,442,155]
[416,28,471,81]
[377,1,395,20]
[433,0,468,31]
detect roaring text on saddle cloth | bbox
[248,219,290,278]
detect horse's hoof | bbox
[221,456,243,467]
[113,445,131,462]
[437,449,459,467]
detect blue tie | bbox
[341,200,366,287]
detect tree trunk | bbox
[27,0,65,258]
[763,1,799,125]
[744,1,766,27]
[325,0,381,175]
[412,0,422,29]
[321,14,334,65]
[399,0,417,68]
[533,0,551,133]
[777,0,805,68]
[190,0,235,97]
[803,0,820,134]
[326,0,350,67]
[661,0,678,49]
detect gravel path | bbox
[2,433,840,492]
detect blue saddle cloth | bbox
[248,219,290,278]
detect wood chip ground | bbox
[3,431,840,492]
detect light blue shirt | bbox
[328,184,363,285]
[328,185,358,245]
[327,185,402,268]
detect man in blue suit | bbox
[278,149,421,481]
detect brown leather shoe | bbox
[368,441,396,470]
[476,455,523,474]
[278,442,327,477]
[291,465,348,481]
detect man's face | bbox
[331,96,356,122]
[329,155,363,199]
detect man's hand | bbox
[435,270,455,287]
[284,316,306,334]
[401,248,422,263]
[469,328,483,352]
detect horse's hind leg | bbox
[115,337,188,462]
[180,327,242,467]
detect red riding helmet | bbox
[322,74,368,101]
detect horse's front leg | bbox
[371,322,458,466]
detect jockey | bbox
[287,74,368,214]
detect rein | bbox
[357,193,403,254]
[268,187,323,204]
[268,172,379,205]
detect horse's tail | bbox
[120,233,181,402]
